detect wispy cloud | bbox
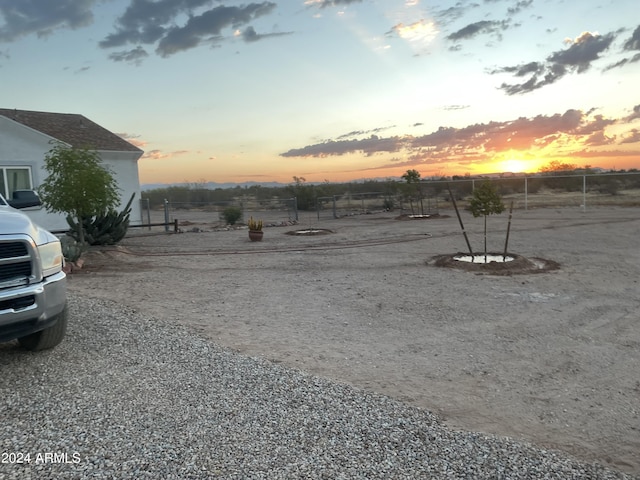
[625,104,640,122]
[142,149,191,160]
[604,24,640,70]
[108,46,149,66]
[507,0,534,16]
[388,19,438,47]
[117,133,147,149]
[236,26,292,43]
[447,20,511,41]
[493,31,616,94]
[304,0,363,8]
[620,129,640,144]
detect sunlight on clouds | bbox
[386,0,438,53]
[564,31,600,45]
[392,19,438,48]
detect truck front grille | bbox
[0,241,33,286]
[0,295,35,311]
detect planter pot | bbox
[248,230,264,242]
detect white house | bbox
[0,108,144,232]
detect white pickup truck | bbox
[0,191,67,350]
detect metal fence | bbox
[136,172,640,230]
[429,171,640,210]
[315,191,440,220]
[139,197,298,231]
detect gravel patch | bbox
[0,295,636,479]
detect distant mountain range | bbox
[140,178,402,191]
[140,181,287,191]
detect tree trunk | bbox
[484,214,487,263]
[77,215,85,244]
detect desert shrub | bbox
[222,206,242,225]
[60,235,87,262]
[382,198,394,210]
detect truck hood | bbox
[0,205,59,246]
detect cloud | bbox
[494,31,615,94]
[280,107,636,169]
[625,104,640,122]
[605,25,640,70]
[0,0,95,42]
[435,3,480,27]
[443,105,470,111]
[117,133,147,148]
[142,149,169,160]
[142,149,190,160]
[100,1,280,59]
[446,20,510,41]
[237,25,292,43]
[584,131,615,146]
[304,0,363,8]
[507,0,533,16]
[620,129,640,144]
[108,46,149,66]
[623,24,640,51]
[281,135,407,158]
[388,20,438,47]
[337,126,394,140]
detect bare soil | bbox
[68,207,640,475]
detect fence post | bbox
[524,176,528,211]
[146,198,151,230]
[582,175,586,212]
[164,199,170,232]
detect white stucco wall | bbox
[0,116,143,233]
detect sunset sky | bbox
[1,0,639,185]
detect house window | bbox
[0,167,33,200]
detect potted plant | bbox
[247,216,264,241]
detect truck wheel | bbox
[18,304,68,351]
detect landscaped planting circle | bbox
[286,228,334,236]
[427,253,560,275]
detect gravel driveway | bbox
[0,295,637,479]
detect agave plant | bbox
[66,193,135,245]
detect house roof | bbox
[0,108,143,153]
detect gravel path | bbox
[1,296,636,479]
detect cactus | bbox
[67,193,135,245]
[247,216,263,231]
[60,235,88,262]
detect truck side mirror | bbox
[8,190,43,209]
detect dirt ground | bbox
[68,207,640,475]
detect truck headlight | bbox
[38,241,64,277]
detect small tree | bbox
[401,169,424,215]
[39,143,120,243]
[468,180,505,261]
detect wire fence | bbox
[136,172,640,231]
[138,197,298,231]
